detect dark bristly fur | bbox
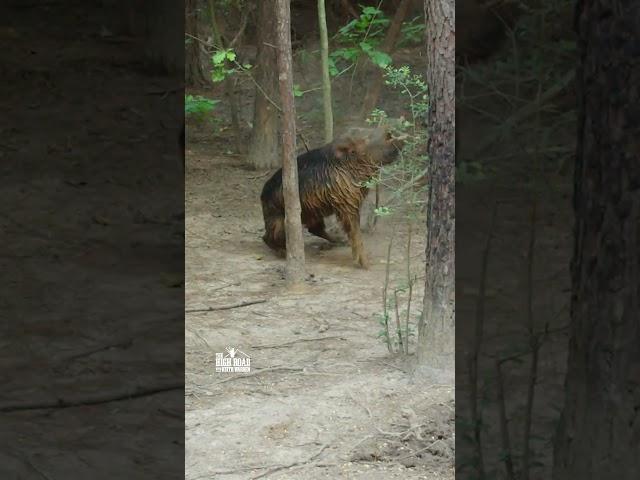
[260,127,405,268]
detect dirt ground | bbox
[184,143,454,478]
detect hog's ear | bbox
[334,140,356,160]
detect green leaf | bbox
[328,57,338,76]
[212,50,227,65]
[226,50,236,61]
[331,47,359,61]
[367,49,392,68]
[211,70,226,82]
[362,6,382,16]
[374,206,392,216]
[338,19,358,36]
[359,41,373,53]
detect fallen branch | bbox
[186,299,266,313]
[247,171,272,180]
[214,366,302,385]
[0,382,183,413]
[209,281,241,292]
[252,335,346,350]
[64,339,133,361]
[395,439,443,461]
[250,444,329,479]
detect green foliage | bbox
[456,0,576,178]
[365,65,429,222]
[398,16,426,47]
[328,6,425,76]
[456,161,486,184]
[367,66,430,356]
[337,6,390,41]
[210,48,250,83]
[329,5,391,76]
[185,95,219,126]
[185,95,219,116]
[383,65,429,120]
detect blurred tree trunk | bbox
[143,0,184,75]
[552,1,640,479]
[318,0,334,142]
[248,0,281,169]
[276,0,306,287]
[185,0,208,85]
[360,0,413,119]
[417,0,455,369]
[209,0,243,153]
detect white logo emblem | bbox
[215,347,251,373]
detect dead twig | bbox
[404,223,414,355]
[214,366,302,385]
[349,393,373,418]
[469,202,498,479]
[347,434,374,456]
[495,360,515,480]
[252,336,346,350]
[250,444,329,479]
[247,171,272,180]
[228,4,251,48]
[298,131,311,152]
[395,439,443,461]
[382,235,394,353]
[522,201,540,480]
[64,339,133,361]
[393,289,404,352]
[380,360,406,373]
[210,281,241,292]
[186,299,266,313]
[470,70,575,160]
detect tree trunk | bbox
[552,1,640,479]
[248,0,281,169]
[144,0,184,75]
[185,0,208,86]
[417,0,455,369]
[276,0,306,287]
[360,0,413,119]
[318,0,334,143]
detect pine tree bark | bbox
[552,1,640,478]
[275,0,306,287]
[248,0,281,169]
[417,0,455,369]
